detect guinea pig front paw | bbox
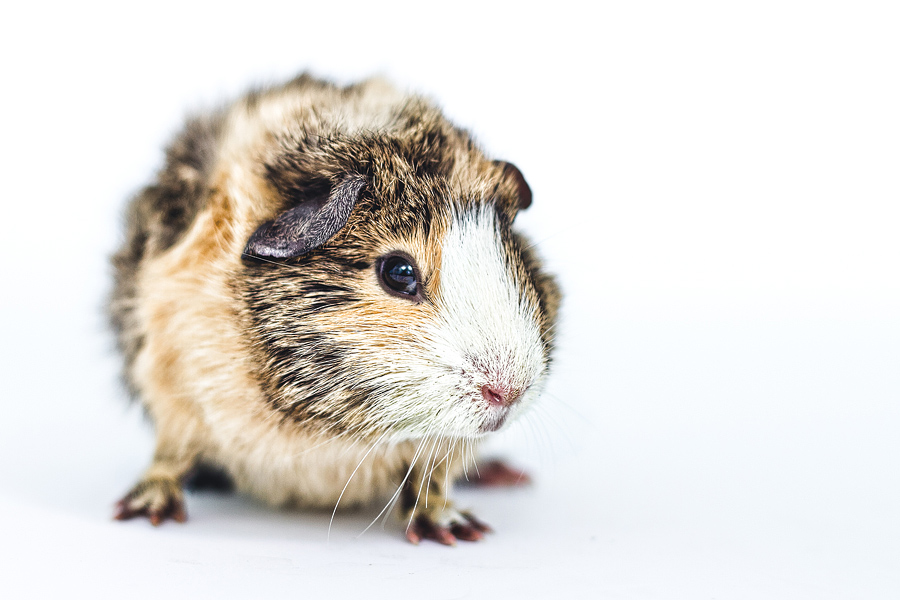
[404,508,493,546]
[113,477,186,526]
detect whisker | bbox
[442,437,459,510]
[357,431,432,538]
[290,427,355,458]
[422,432,443,509]
[405,427,438,531]
[328,427,392,541]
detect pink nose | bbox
[481,385,520,407]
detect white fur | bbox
[372,204,548,439]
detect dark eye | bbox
[379,254,420,298]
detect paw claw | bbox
[450,523,484,542]
[460,511,493,533]
[113,478,186,526]
[405,512,492,546]
[112,501,129,521]
[405,520,424,545]
[435,528,457,547]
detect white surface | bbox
[1,1,898,598]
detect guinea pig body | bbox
[110,75,560,544]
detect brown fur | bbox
[110,74,561,537]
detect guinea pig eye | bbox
[379,254,420,298]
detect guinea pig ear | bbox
[495,161,533,211]
[244,174,367,260]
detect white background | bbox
[1,1,898,598]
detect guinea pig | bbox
[109,74,560,545]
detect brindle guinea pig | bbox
[109,74,560,545]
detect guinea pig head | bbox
[240,153,556,442]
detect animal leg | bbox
[114,422,203,526]
[400,452,492,545]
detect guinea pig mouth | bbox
[479,406,512,434]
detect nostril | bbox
[481,385,506,406]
